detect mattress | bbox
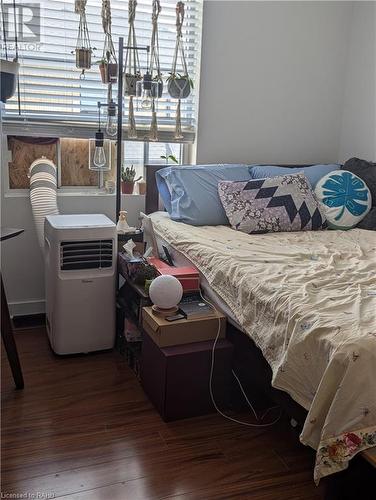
[149,212,376,482]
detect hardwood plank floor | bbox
[1,328,326,499]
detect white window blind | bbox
[2,0,202,142]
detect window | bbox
[6,136,182,190]
[2,0,202,142]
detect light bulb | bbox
[93,146,106,168]
[106,113,117,136]
[141,90,152,110]
[92,130,106,168]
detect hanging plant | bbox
[98,0,118,84]
[73,0,93,77]
[124,0,142,139]
[124,0,142,96]
[168,2,193,99]
[149,0,163,99]
[0,59,19,103]
[148,0,163,141]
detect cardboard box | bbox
[142,306,226,347]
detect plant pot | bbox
[151,80,164,98]
[125,74,141,96]
[75,48,91,70]
[121,181,135,194]
[168,77,191,99]
[137,179,146,195]
[0,59,19,103]
[99,62,118,84]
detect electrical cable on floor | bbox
[199,290,281,428]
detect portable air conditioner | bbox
[44,214,117,355]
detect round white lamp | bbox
[149,275,183,317]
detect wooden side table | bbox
[1,228,24,389]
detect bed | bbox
[144,165,376,483]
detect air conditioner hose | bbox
[29,157,60,251]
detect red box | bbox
[148,257,200,292]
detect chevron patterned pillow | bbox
[218,172,327,234]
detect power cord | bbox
[200,290,281,428]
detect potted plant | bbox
[0,59,19,103]
[121,165,142,194]
[97,57,117,84]
[167,72,193,99]
[151,75,164,98]
[75,47,92,70]
[160,154,179,164]
[100,1,118,84]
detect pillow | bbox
[341,158,376,230]
[314,170,372,230]
[156,164,252,225]
[249,164,340,188]
[218,172,327,234]
[357,207,376,231]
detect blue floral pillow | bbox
[314,170,372,229]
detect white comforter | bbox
[150,212,376,481]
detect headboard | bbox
[145,164,316,215]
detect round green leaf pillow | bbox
[315,170,372,229]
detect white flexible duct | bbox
[29,158,60,251]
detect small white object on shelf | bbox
[116,210,136,234]
[123,239,136,258]
[149,275,183,317]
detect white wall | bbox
[338,1,376,162]
[196,1,354,164]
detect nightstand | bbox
[116,231,150,378]
[141,308,233,421]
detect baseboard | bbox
[13,313,46,329]
[8,299,45,317]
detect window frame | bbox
[2,127,190,197]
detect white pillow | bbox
[315,170,372,229]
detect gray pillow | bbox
[342,158,376,230]
[356,207,376,230]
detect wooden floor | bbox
[1,327,326,499]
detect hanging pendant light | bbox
[90,103,110,170]
[93,131,106,168]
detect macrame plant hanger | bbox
[74,0,93,78]
[124,0,141,139]
[101,0,117,86]
[149,0,162,141]
[169,1,192,140]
